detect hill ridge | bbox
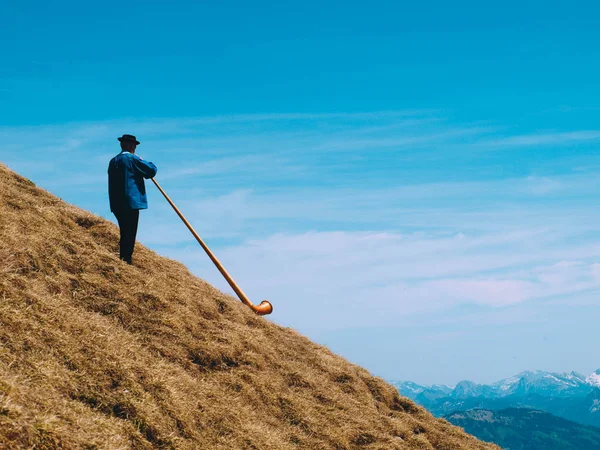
[0,163,497,449]
[445,407,600,450]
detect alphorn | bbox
[151,178,273,315]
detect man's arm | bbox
[131,155,158,179]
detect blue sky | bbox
[1,1,599,385]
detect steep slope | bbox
[0,163,497,450]
[445,408,600,450]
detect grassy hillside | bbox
[0,163,498,449]
[445,408,600,450]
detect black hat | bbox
[118,134,140,145]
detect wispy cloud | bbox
[2,111,600,336]
[477,130,600,147]
[158,226,600,332]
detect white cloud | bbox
[3,112,600,336]
[159,228,600,332]
[478,130,600,147]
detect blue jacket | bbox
[108,152,158,212]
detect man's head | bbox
[118,134,140,153]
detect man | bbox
[108,134,157,264]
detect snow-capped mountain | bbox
[390,369,600,427]
[393,369,599,401]
[416,384,453,403]
[391,381,426,399]
[491,370,590,398]
[390,381,452,401]
[587,369,600,387]
[450,380,496,399]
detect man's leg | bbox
[114,209,138,264]
[127,209,140,263]
[114,210,129,262]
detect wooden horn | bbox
[151,178,273,315]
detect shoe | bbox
[120,256,133,265]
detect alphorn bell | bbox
[151,178,273,315]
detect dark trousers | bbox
[113,209,139,264]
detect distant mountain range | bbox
[392,369,600,427]
[444,408,600,450]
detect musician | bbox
[107,134,157,264]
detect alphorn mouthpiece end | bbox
[255,300,273,316]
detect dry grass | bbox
[0,163,499,450]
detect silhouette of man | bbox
[108,134,157,264]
